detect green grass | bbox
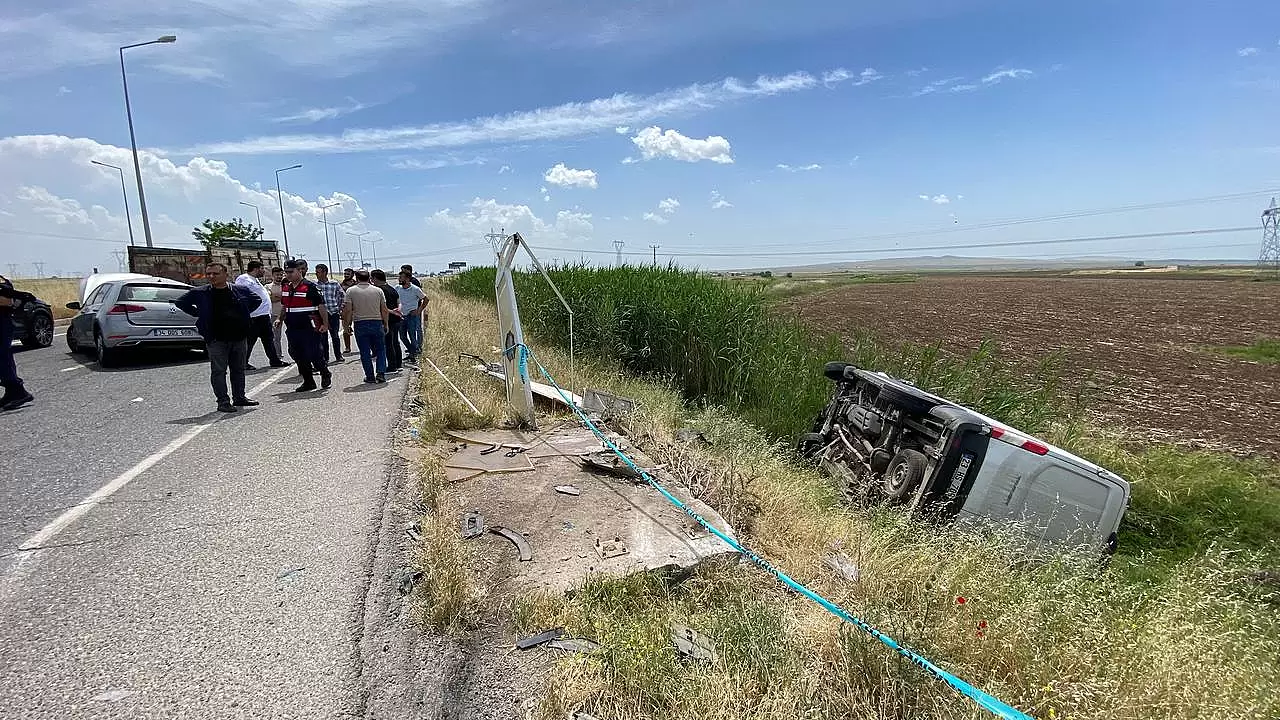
[427,286,1280,720]
[1210,338,1280,364]
[446,264,1076,439]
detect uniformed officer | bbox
[274,260,332,391]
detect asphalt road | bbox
[0,333,411,718]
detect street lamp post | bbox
[347,230,371,267]
[90,160,136,247]
[274,164,302,259]
[119,35,175,248]
[331,218,354,265]
[239,201,262,231]
[318,201,340,270]
[367,236,381,269]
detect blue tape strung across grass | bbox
[514,343,1034,720]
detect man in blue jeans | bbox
[341,269,390,383]
[395,270,427,362]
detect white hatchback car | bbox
[65,275,202,367]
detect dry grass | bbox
[13,278,80,319]
[422,286,1280,720]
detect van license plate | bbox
[946,452,974,499]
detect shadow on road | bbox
[60,348,208,373]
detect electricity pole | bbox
[34,262,46,277]
[613,239,624,267]
[1261,197,1280,270]
[649,244,660,265]
[5,263,17,278]
[344,251,358,269]
[111,250,127,272]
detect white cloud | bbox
[821,68,852,87]
[913,77,963,96]
[56,86,71,96]
[710,190,732,209]
[274,99,368,124]
[1239,47,1260,57]
[0,135,375,272]
[919,193,952,204]
[498,165,512,174]
[543,162,599,189]
[918,194,930,201]
[950,83,979,93]
[658,197,680,214]
[621,156,639,165]
[150,63,226,83]
[615,126,630,134]
[906,67,929,77]
[182,68,839,155]
[642,212,668,225]
[981,68,1033,85]
[540,186,551,202]
[777,163,822,172]
[389,156,486,170]
[854,67,883,86]
[427,198,594,246]
[630,126,734,164]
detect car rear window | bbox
[120,285,188,302]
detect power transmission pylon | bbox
[343,251,358,269]
[613,239,624,267]
[1261,197,1280,270]
[5,263,17,278]
[649,244,660,265]
[33,262,45,277]
[111,250,127,272]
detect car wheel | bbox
[94,331,116,368]
[824,361,856,383]
[67,328,80,353]
[22,311,54,348]
[882,448,927,503]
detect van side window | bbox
[1016,466,1110,544]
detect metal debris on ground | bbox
[405,521,422,543]
[490,525,534,561]
[276,566,307,581]
[671,621,717,663]
[397,569,424,596]
[823,553,861,582]
[546,638,601,653]
[594,536,629,560]
[674,427,713,446]
[461,511,486,539]
[554,485,580,496]
[581,388,636,419]
[515,627,565,650]
[580,453,643,480]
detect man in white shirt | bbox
[235,260,289,369]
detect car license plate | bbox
[154,328,196,337]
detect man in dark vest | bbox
[274,259,332,392]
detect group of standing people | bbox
[176,260,428,412]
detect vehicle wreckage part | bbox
[424,356,482,414]
[547,638,601,653]
[490,525,533,561]
[554,485,581,496]
[515,627,564,650]
[670,621,717,663]
[516,345,1035,720]
[461,511,486,539]
[882,448,927,502]
[594,536,629,559]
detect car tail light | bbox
[988,426,1050,456]
[107,303,147,314]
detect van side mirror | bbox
[65,301,81,310]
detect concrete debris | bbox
[823,553,861,582]
[671,621,717,663]
[461,510,486,539]
[490,526,533,561]
[594,536,629,560]
[554,485,580,496]
[546,638,601,654]
[515,627,564,650]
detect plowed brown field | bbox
[781,275,1280,458]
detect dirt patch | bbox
[780,275,1280,458]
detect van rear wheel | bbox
[882,449,927,503]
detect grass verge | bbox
[422,279,1280,720]
[10,277,80,319]
[1209,338,1280,365]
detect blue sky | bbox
[1,0,1278,275]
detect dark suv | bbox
[2,279,55,349]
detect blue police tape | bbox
[511,342,1034,720]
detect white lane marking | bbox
[60,365,87,373]
[12,365,296,556]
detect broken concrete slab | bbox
[439,425,739,594]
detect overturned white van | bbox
[799,363,1131,555]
